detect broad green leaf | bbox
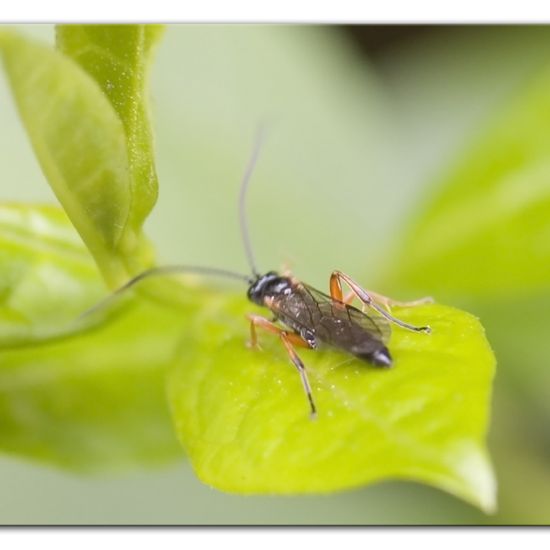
[168,295,496,513]
[0,199,497,510]
[380,64,550,299]
[0,203,187,470]
[56,25,164,249]
[0,29,160,287]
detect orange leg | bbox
[246,314,317,419]
[329,271,432,334]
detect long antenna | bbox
[239,127,265,278]
[79,265,252,320]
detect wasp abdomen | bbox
[352,345,392,367]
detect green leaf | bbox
[55,25,164,247]
[380,64,550,300]
[0,28,163,287]
[0,203,185,471]
[168,294,496,513]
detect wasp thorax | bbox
[247,271,292,305]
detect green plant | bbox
[0,25,499,513]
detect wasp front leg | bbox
[329,271,432,334]
[246,314,317,419]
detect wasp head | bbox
[247,271,292,306]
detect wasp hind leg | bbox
[329,271,432,334]
[246,314,317,419]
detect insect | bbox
[90,132,432,419]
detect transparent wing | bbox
[300,283,391,344]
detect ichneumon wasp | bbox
[86,131,432,419]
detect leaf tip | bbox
[451,441,498,514]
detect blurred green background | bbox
[1,24,550,524]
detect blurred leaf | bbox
[0,302,185,472]
[56,25,164,250]
[168,296,496,513]
[376,59,550,463]
[373,55,550,522]
[381,64,550,300]
[0,202,188,470]
[0,203,103,345]
[0,29,162,287]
